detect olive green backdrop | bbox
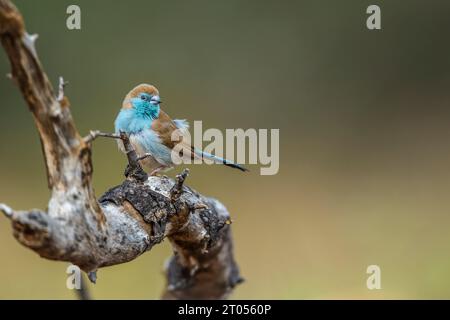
[1,0,450,299]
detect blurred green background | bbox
[1,0,450,299]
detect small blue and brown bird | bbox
[114,84,247,175]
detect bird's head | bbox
[122,84,161,119]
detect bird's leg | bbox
[149,165,167,176]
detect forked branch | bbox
[0,0,241,299]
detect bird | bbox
[114,84,248,175]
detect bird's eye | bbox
[140,94,147,101]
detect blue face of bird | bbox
[131,92,161,119]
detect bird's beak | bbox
[150,95,162,105]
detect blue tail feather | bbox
[193,149,249,172]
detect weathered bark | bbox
[0,0,241,299]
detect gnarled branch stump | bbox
[0,0,241,299]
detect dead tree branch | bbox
[0,0,241,299]
[75,274,92,300]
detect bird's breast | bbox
[115,109,153,134]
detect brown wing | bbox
[151,110,182,149]
[151,111,201,161]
